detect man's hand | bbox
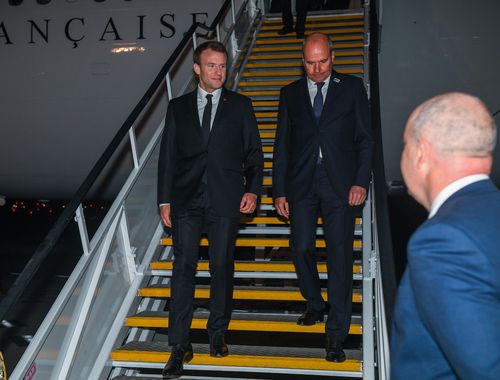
[240,193,258,214]
[274,196,290,219]
[160,204,172,227]
[348,185,367,206]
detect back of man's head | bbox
[410,92,497,158]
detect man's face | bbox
[194,48,227,93]
[303,39,334,83]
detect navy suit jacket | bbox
[391,179,500,379]
[157,88,263,217]
[272,71,373,202]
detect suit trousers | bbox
[280,0,308,34]
[289,163,355,342]
[168,185,240,345]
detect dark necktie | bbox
[313,82,325,123]
[201,93,213,145]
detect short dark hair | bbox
[193,41,227,65]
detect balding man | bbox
[273,32,373,361]
[391,92,500,379]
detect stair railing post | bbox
[192,32,198,50]
[75,204,90,256]
[128,127,140,169]
[119,208,138,283]
[231,0,236,24]
[362,182,376,379]
[165,72,173,101]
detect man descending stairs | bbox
[110,11,370,379]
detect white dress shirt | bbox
[428,174,489,218]
[197,86,222,129]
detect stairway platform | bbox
[126,311,362,335]
[111,342,362,377]
[138,285,362,303]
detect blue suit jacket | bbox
[391,179,500,379]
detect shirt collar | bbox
[197,86,222,103]
[428,174,489,218]
[307,74,331,89]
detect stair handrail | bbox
[0,0,234,325]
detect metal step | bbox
[250,41,363,53]
[125,311,362,335]
[160,237,362,250]
[137,285,363,303]
[149,260,363,280]
[247,51,363,60]
[111,341,362,377]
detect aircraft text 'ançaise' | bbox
[0,12,210,48]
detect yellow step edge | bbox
[258,123,277,130]
[263,14,363,24]
[160,237,362,250]
[239,215,362,225]
[255,35,364,44]
[246,59,363,68]
[242,215,362,224]
[239,80,293,87]
[263,177,272,184]
[245,68,363,77]
[255,112,278,118]
[253,100,279,106]
[240,90,280,96]
[263,146,274,153]
[256,28,364,42]
[138,288,362,303]
[248,51,363,60]
[252,41,363,52]
[125,316,362,335]
[260,132,276,139]
[260,20,363,31]
[150,261,362,274]
[111,350,362,371]
[242,70,303,77]
[264,161,274,167]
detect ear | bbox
[415,138,431,171]
[193,63,200,76]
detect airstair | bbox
[6,1,390,379]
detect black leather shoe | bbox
[162,343,193,379]
[325,336,346,363]
[277,26,294,35]
[210,333,229,357]
[297,310,324,326]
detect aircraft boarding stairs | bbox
[110,13,372,380]
[8,3,388,380]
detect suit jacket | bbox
[157,88,263,218]
[391,179,500,379]
[272,71,373,202]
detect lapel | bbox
[211,87,228,138]
[300,77,316,123]
[189,89,203,137]
[318,70,343,126]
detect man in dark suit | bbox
[273,32,373,362]
[391,92,500,379]
[157,41,263,379]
